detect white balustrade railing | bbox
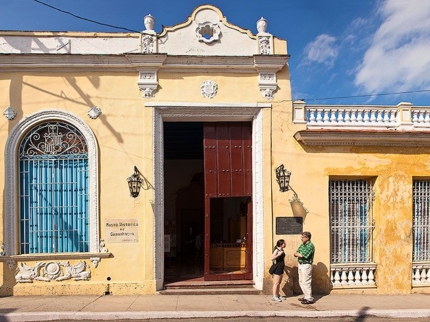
[412,263,430,286]
[293,101,430,131]
[330,264,377,288]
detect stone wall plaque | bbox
[105,219,139,243]
[276,217,303,235]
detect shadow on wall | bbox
[282,262,330,296]
[289,195,308,220]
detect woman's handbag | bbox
[269,262,277,274]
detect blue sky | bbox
[1,0,429,106]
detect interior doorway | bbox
[163,122,205,283]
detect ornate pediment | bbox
[157,5,258,56]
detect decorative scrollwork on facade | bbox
[15,261,91,283]
[201,80,218,98]
[19,122,88,158]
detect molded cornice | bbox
[0,53,289,73]
[294,130,430,146]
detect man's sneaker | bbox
[272,296,282,302]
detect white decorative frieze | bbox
[196,22,221,43]
[87,106,102,119]
[3,106,17,120]
[201,80,218,98]
[138,70,159,98]
[15,260,91,283]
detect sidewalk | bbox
[0,293,429,321]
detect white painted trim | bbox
[4,110,99,256]
[145,102,271,108]
[153,105,264,291]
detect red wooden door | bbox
[203,122,253,280]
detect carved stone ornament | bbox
[100,239,109,253]
[258,72,277,100]
[88,106,102,119]
[261,88,276,100]
[256,17,268,34]
[0,243,5,256]
[7,259,15,270]
[90,257,101,268]
[3,106,17,120]
[138,70,158,98]
[196,22,221,43]
[144,14,155,32]
[201,80,218,98]
[259,36,271,55]
[142,34,155,54]
[15,260,91,283]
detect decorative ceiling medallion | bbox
[201,80,218,98]
[196,22,221,43]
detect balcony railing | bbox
[412,263,430,287]
[330,263,377,288]
[293,101,430,131]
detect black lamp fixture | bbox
[127,166,143,198]
[275,164,291,192]
[275,164,297,196]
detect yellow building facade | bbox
[0,5,429,296]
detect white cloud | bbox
[355,0,430,93]
[303,34,339,67]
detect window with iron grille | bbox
[19,121,89,254]
[412,180,430,262]
[329,180,374,263]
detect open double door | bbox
[203,122,253,281]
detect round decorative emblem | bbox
[201,80,218,99]
[45,261,61,279]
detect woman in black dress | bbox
[271,239,286,302]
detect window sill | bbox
[0,252,112,269]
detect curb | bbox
[2,309,430,321]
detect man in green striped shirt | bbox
[294,231,315,304]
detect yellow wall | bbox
[1,48,427,296]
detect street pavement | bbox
[0,293,429,321]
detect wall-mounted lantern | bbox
[127,166,143,198]
[275,164,298,197]
[275,164,292,192]
[275,164,307,217]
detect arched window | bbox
[19,121,89,254]
[5,110,99,256]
